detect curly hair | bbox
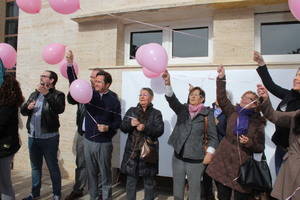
[0,74,24,107]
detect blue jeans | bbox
[28,135,61,197]
[275,146,286,175]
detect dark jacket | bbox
[165,93,218,161]
[85,90,121,143]
[120,104,164,177]
[206,77,265,194]
[20,88,65,134]
[67,65,86,135]
[0,106,20,158]
[256,65,300,148]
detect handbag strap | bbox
[202,116,208,151]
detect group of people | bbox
[0,50,299,200]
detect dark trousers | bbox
[274,146,286,175]
[215,181,252,200]
[126,175,156,200]
[28,135,61,197]
[201,172,215,200]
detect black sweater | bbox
[256,65,300,148]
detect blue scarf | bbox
[233,105,254,135]
[0,59,4,87]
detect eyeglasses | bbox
[139,94,150,97]
[40,75,50,78]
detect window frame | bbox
[4,0,18,50]
[124,19,213,66]
[255,12,300,63]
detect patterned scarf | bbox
[189,104,204,119]
[233,105,254,135]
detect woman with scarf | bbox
[120,88,164,200]
[0,61,25,200]
[206,65,265,200]
[161,70,218,200]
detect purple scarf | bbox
[234,105,254,135]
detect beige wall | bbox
[0,1,5,43]
[15,0,295,180]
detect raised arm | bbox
[216,65,235,117]
[257,84,295,128]
[162,70,185,114]
[254,51,289,99]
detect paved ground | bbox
[12,170,174,200]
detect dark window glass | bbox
[5,19,18,35]
[172,27,208,58]
[130,30,162,59]
[5,36,18,50]
[261,22,300,55]
[6,1,19,17]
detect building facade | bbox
[5,0,299,179]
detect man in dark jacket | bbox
[21,70,65,200]
[84,71,121,200]
[64,51,109,200]
[254,51,300,175]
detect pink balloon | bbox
[48,0,80,15]
[0,43,17,69]
[136,43,168,73]
[70,79,93,104]
[16,0,41,14]
[142,67,161,79]
[42,43,65,65]
[59,59,79,79]
[135,45,146,66]
[289,0,300,20]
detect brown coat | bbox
[206,77,265,194]
[261,98,300,200]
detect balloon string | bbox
[87,103,135,122]
[107,13,208,41]
[286,187,300,200]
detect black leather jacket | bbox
[21,88,65,134]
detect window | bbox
[124,20,212,65]
[4,0,19,51]
[172,27,208,58]
[6,1,19,17]
[255,12,300,63]
[130,31,162,59]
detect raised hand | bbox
[253,51,265,66]
[217,65,225,79]
[66,50,74,64]
[37,83,50,95]
[161,70,171,85]
[257,84,268,100]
